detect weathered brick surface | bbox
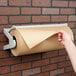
[0,0,76,76]
[0,16,8,24]
[51,56,65,63]
[11,62,31,72]
[32,59,49,67]
[0,0,7,6]
[9,16,31,24]
[0,7,20,15]
[32,0,51,7]
[33,72,49,76]
[42,51,58,59]
[42,8,59,14]
[75,35,76,40]
[2,71,21,76]
[0,57,21,66]
[42,64,57,72]
[68,22,75,28]
[69,15,76,21]
[72,29,76,34]
[21,7,41,15]
[32,16,50,23]
[72,72,76,76]
[0,25,11,33]
[0,34,8,42]
[22,54,41,62]
[60,8,75,15]
[69,1,76,7]
[23,68,40,76]
[50,68,64,76]
[0,51,9,58]
[9,0,31,6]
[58,61,71,68]
[52,1,68,7]
[59,50,67,55]
[0,42,8,50]
[59,72,72,76]
[0,66,10,74]
[65,66,73,72]
[51,16,67,22]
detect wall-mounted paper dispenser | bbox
[3,23,74,56]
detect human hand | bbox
[58,30,72,46]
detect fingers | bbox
[58,32,63,42]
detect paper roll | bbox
[10,24,74,56]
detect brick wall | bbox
[0,0,76,76]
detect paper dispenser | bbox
[3,23,74,56]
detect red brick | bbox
[0,51,9,58]
[32,0,51,7]
[0,42,7,50]
[72,29,76,34]
[21,7,41,15]
[22,54,41,62]
[2,71,21,76]
[9,0,31,6]
[0,16,8,24]
[0,25,11,33]
[0,0,7,6]
[42,8,59,14]
[72,72,76,76]
[69,1,76,7]
[0,66,10,74]
[32,16,50,23]
[0,57,21,66]
[68,22,75,28]
[32,59,49,67]
[0,7,20,15]
[11,62,31,72]
[60,8,75,14]
[9,16,31,24]
[65,56,70,61]
[23,68,40,76]
[52,1,68,7]
[42,64,57,72]
[69,16,76,21]
[50,68,64,76]
[42,51,58,59]
[59,72,71,76]
[75,42,76,46]
[58,61,71,68]
[74,35,76,40]
[59,50,67,55]
[33,72,49,76]
[0,34,8,42]
[51,56,65,63]
[65,66,73,72]
[51,16,67,22]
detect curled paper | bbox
[10,23,74,56]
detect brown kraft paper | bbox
[10,24,74,56]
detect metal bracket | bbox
[3,26,16,50]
